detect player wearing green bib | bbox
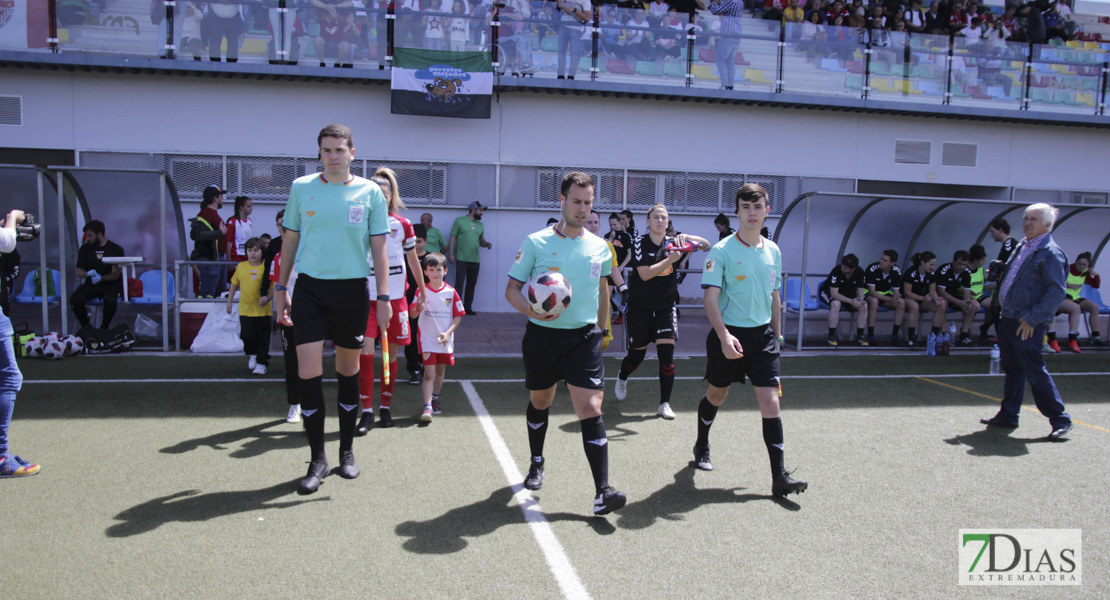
[505,172,625,516]
[692,183,807,499]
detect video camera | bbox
[15,213,41,242]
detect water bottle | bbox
[926,332,936,356]
[989,344,1000,374]
[940,332,950,356]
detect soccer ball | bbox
[24,337,46,358]
[524,271,572,317]
[62,335,84,356]
[43,341,67,360]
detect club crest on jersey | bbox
[704,258,715,272]
[306,211,316,217]
[514,249,524,264]
[444,297,451,307]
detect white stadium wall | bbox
[2,69,1109,311]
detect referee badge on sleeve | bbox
[514,249,525,264]
[705,258,716,272]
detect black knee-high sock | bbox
[526,403,549,459]
[908,326,916,339]
[696,397,718,448]
[580,416,609,493]
[762,417,786,480]
[337,373,359,453]
[300,375,326,460]
[619,347,646,381]
[658,344,675,405]
[891,323,901,336]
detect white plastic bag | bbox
[134,314,161,340]
[190,303,243,353]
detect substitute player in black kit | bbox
[692,183,807,498]
[505,172,625,516]
[863,250,905,346]
[613,203,709,420]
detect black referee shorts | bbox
[705,324,780,389]
[626,305,677,348]
[522,321,605,391]
[290,274,369,349]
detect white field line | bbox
[459,381,591,600]
[24,372,1110,384]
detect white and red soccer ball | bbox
[524,271,572,318]
[22,333,83,359]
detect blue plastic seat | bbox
[1082,284,1110,314]
[13,268,62,306]
[131,270,176,306]
[784,278,818,312]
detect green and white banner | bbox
[391,47,492,119]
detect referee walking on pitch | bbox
[693,183,808,498]
[505,172,626,516]
[274,124,393,495]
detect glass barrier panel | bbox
[687,14,780,92]
[1028,42,1103,114]
[56,0,170,57]
[0,2,53,52]
[594,7,693,87]
[780,24,865,99]
[905,31,950,103]
[944,35,1022,109]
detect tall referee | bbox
[505,172,626,516]
[693,183,808,499]
[274,124,393,495]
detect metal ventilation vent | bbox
[0,96,21,126]
[942,142,977,167]
[894,140,931,164]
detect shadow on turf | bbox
[616,465,798,530]
[160,420,340,458]
[943,427,1063,457]
[556,404,656,441]
[106,480,328,537]
[395,485,612,554]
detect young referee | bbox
[505,172,626,516]
[693,183,808,499]
[273,124,393,495]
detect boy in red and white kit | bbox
[411,252,464,422]
[357,168,425,432]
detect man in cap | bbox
[448,201,493,315]
[190,185,228,298]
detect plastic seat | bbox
[635,61,663,76]
[692,64,717,80]
[784,279,819,312]
[607,58,635,75]
[13,268,62,306]
[1083,285,1110,314]
[131,270,176,306]
[820,57,847,72]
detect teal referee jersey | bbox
[701,233,782,328]
[508,225,612,329]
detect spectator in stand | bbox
[624,9,656,61]
[600,8,627,59]
[979,203,1072,439]
[1054,251,1101,351]
[694,0,743,90]
[655,9,687,61]
[982,17,1013,45]
[203,0,245,62]
[902,251,948,345]
[424,1,447,50]
[556,0,591,79]
[180,1,206,61]
[818,253,869,346]
[448,0,472,52]
[826,0,850,23]
[978,43,1014,95]
[764,0,786,23]
[394,0,425,49]
[226,196,254,264]
[71,220,126,330]
[783,0,806,38]
[948,0,969,34]
[190,185,228,298]
[936,249,979,346]
[535,2,560,41]
[925,0,946,33]
[648,0,671,27]
[315,7,360,67]
[864,250,906,346]
[1019,2,1046,44]
[448,201,493,315]
[828,14,855,61]
[806,0,827,22]
[960,16,984,46]
[713,213,735,240]
[420,213,447,253]
[1000,4,1019,36]
[799,10,828,59]
[905,0,927,32]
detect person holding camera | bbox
[71,220,126,330]
[0,210,40,478]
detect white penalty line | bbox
[460,380,591,600]
[21,371,1110,385]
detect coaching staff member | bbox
[693,183,807,498]
[980,203,1073,439]
[505,172,626,516]
[274,124,393,494]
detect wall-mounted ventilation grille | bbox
[894,140,931,164]
[0,96,21,126]
[941,142,977,167]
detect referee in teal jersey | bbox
[692,183,808,499]
[505,172,626,516]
